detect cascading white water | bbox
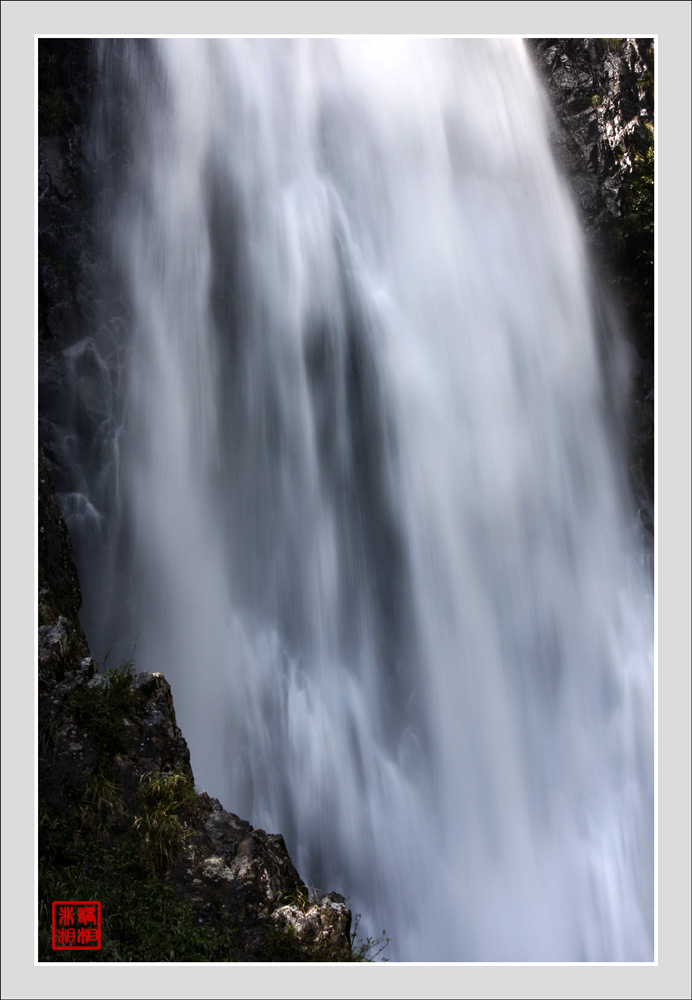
[71,38,653,961]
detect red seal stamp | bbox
[52,901,101,950]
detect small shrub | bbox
[350,912,390,962]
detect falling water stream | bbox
[62,38,653,961]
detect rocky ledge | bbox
[38,444,355,962]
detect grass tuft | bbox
[133,770,197,874]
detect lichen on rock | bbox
[272,892,352,961]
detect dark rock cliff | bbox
[529,37,655,544]
[39,41,101,479]
[38,441,354,961]
[529,39,653,252]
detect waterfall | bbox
[65,38,653,961]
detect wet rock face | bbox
[38,442,91,685]
[38,39,117,487]
[38,445,85,627]
[529,38,655,550]
[38,616,93,685]
[529,38,654,250]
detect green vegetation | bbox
[133,771,197,875]
[603,38,622,53]
[40,656,371,961]
[611,120,654,346]
[79,767,124,839]
[39,762,238,962]
[39,832,239,961]
[72,659,135,758]
[38,660,236,961]
[638,39,655,102]
[639,68,654,100]
[582,92,603,111]
[350,913,390,962]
